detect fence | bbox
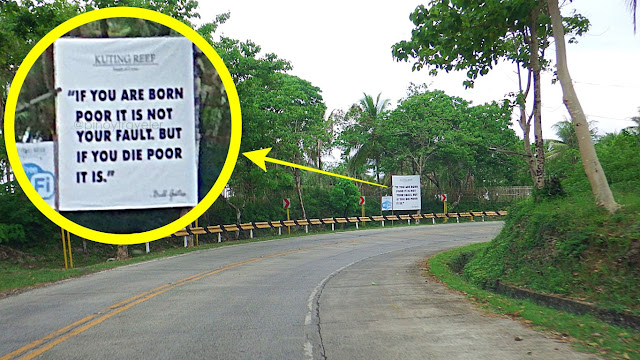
[171,210,507,239]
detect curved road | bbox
[0,222,598,359]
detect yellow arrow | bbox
[243,148,387,188]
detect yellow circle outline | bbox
[4,7,241,245]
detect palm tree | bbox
[546,119,597,162]
[342,93,390,183]
[625,108,640,136]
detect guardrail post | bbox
[169,210,507,238]
[145,242,150,253]
[250,229,254,239]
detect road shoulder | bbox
[317,247,600,360]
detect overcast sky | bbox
[197,1,640,140]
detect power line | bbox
[573,80,639,89]
[584,114,634,122]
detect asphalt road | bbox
[0,222,599,359]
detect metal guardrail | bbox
[171,211,507,237]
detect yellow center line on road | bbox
[3,237,372,360]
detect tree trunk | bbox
[222,195,243,240]
[82,238,88,258]
[547,0,619,213]
[317,139,322,170]
[529,7,545,190]
[116,245,129,260]
[516,67,537,183]
[0,88,5,130]
[294,168,307,219]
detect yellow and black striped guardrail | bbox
[171,210,507,237]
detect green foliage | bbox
[328,179,361,217]
[463,192,640,312]
[0,186,58,246]
[336,93,390,181]
[550,132,640,195]
[595,133,640,192]
[215,34,330,221]
[377,87,527,205]
[392,0,589,88]
[1,1,233,237]
[534,176,566,199]
[0,224,26,244]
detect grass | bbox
[462,191,640,314]
[429,243,640,360]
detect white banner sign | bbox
[17,142,56,208]
[392,175,421,211]
[381,196,393,211]
[55,37,197,211]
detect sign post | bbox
[359,196,365,227]
[59,229,73,269]
[195,218,199,247]
[283,198,291,234]
[60,228,68,269]
[441,193,448,223]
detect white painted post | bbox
[331,223,335,231]
[217,233,221,243]
[279,227,282,236]
[305,225,309,233]
[356,222,359,230]
[482,215,485,222]
[250,229,253,239]
[382,220,385,227]
[432,218,436,225]
[184,236,188,248]
[456,217,459,223]
[407,219,410,225]
[145,242,150,253]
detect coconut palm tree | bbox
[546,119,597,162]
[625,108,640,136]
[341,93,390,184]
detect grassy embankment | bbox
[429,191,640,359]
